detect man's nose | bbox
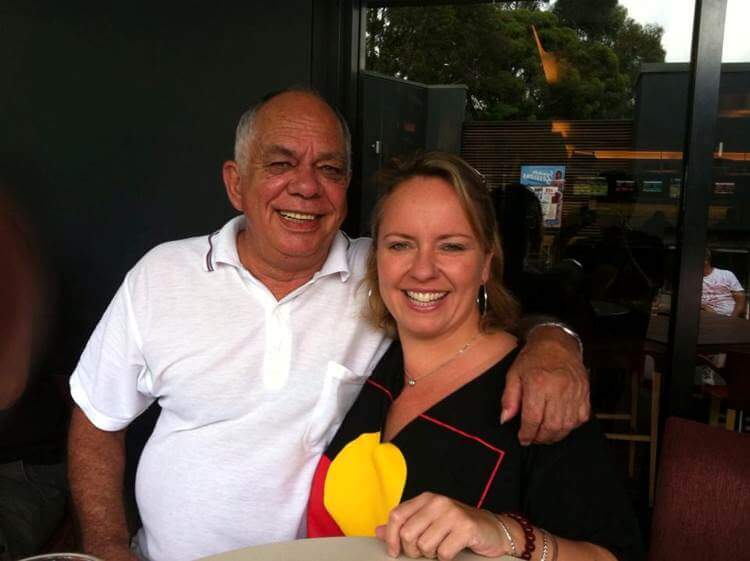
[288,165,322,198]
[410,248,438,280]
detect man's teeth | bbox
[406,291,447,303]
[279,211,317,221]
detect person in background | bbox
[0,187,68,561]
[702,248,746,318]
[698,248,747,385]
[307,152,643,561]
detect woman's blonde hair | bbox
[365,151,519,337]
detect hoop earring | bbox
[478,285,488,318]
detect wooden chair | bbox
[589,309,661,505]
[649,417,750,561]
[704,349,750,431]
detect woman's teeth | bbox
[405,290,447,304]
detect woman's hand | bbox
[375,492,510,561]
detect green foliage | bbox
[552,0,620,42]
[365,1,665,121]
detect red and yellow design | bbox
[308,432,407,537]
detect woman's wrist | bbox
[504,512,537,559]
[497,513,558,561]
[492,514,518,557]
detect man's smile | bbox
[278,210,320,222]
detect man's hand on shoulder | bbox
[502,325,589,445]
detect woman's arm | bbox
[377,493,616,561]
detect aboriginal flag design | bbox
[307,344,522,538]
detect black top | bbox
[308,342,644,561]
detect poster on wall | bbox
[669,178,681,199]
[641,180,663,194]
[713,182,736,195]
[615,179,636,193]
[573,176,608,197]
[520,165,565,228]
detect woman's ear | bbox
[481,251,492,284]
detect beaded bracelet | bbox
[505,512,536,560]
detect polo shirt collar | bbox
[317,231,352,282]
[205,215,245,271]
[205,215,352,282]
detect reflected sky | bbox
[619,0,749,63]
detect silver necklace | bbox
[404,332,481,387]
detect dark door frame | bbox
[311,0,365,235]
[667,0,728,416]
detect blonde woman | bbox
[307,152,642,561]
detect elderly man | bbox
[68,89,589,561]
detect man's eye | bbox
[268,161,293,172]
[319,164,346,179]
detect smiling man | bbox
[67,89,589,561]
[222,92,351,297]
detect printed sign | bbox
[521,165,565,228]
[669,178,681,199]
[641,180,662,194]
[713,182,735,195]
[574,176,608,197]
[615,179,636,193]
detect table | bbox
[197,537,515,561]
[646,310,750,449]
[646,310,750,353]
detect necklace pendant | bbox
[407,376,416,387]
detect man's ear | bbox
[222,161,243,212]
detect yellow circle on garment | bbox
[324,432,407,536]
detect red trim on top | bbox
[419,413,506,509]
[478,455,504,509]
[366,378,394,401]
[419,413,504,453]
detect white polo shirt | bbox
[70,216,391,561]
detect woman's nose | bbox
[409,248,438,280]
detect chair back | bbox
[649,417,750,561]
[723,350,750,411]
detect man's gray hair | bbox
[233,86,352,173]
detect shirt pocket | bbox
[303,361,367,452]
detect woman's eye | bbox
[441,243,466,252]
[387,241,410,251]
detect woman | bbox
[307,152,643,561]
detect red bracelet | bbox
[505,512,536,560]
